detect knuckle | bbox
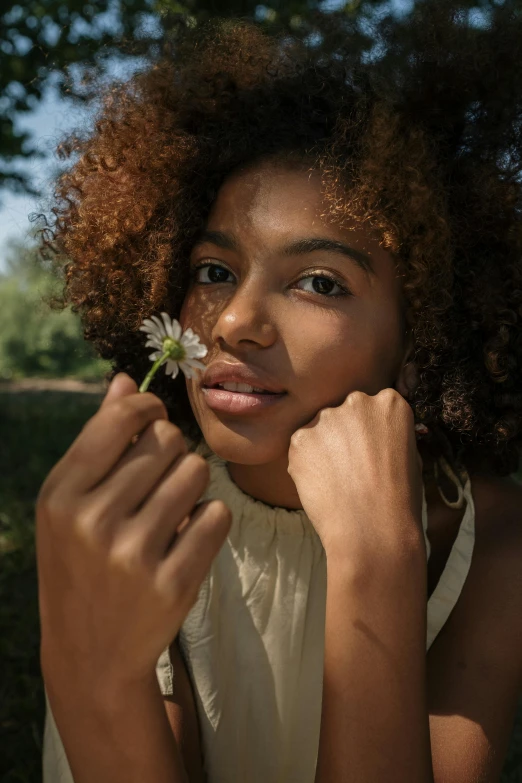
[38,481,80,524]
[377,388,413,419]
[208,499,232,522]
[140,391,169,419]
[290,429,302,444]
[109,534,151,574]
[378,387,397,401]
[152,419,186,448]
[346,390,365,404]
[114,396,166,430]
[169,427,189,454]
[35,480,53,512]
[184,452,210,480]
[110,397,133,420]
[74,504,109,547]
[36,488,65,524]
[168,568,193,600]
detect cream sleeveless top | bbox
[42,437,476,783]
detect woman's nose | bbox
[211,281,278,347]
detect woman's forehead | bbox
[202,162,398,285]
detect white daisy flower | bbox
[138,312,208,393]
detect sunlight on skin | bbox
[179,160,418,511]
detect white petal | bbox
[140,322,163,342]
[182,358,207,373]
[180,333,197,348]
[181,359,207,378]
[145,338,163,350]
[190,343,208,359]
[171,319,182,340]
[165,360,179,379]
[146,346,162,357]
[181,331,208,358]
[140,318,158,332]
[150,315,167,337]
[179,361,195,378]
[160,312,174,339]
[149,351,163,361]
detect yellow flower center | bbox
[162,337,186,361]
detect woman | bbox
[38,6,522,782]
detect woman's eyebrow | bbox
[193,230,376,277]
[194,230,238,252]
[282,237,376,277]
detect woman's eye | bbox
[295,273,349,298]
[189,263,232,285]
[189,262,350,298]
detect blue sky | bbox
[0,87,90,271]
[0,1,154,272]
[0,45,151,271]
[0,0,442,273]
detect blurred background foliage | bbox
[1,0,371,195]
[0,238,111,381]
[4,0,518,195]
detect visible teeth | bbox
[218,382,269,393]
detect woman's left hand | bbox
[287,388,424,558]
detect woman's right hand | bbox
[36,371,231,702]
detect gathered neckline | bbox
[193,438,435,554]
[190,436,476,649]
[194,438,314,537]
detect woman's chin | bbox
[199,427,289,465]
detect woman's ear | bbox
[394,333,419,400]
[395,360,419,399]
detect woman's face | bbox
[179,160,411,467]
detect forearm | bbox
[44,666,188,783]
[316,528,434,783]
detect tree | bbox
[3,0,519,201]
[0,0,382,199]
[0,238,111,379]
[1,0,157,196]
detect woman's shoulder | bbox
[468,473,522,625]
[470,472,522,548]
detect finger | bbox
[155,500,232,603]
[100,374,145,447]
[49,392,170,496]
[86,418,189,522]
[99,373,138,411]
[127,454,211,558]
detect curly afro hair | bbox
[39,2,522,480]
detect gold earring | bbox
[434,456,466,510]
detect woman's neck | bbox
[225,440,440,513]
[226,455,304,511]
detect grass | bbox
[0,389,104,783]
[1,388,521,781]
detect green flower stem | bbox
[139,351,171,393]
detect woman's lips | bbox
[201,387,287,414]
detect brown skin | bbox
[180,160,451,536]
[175,162,522,780]
[38,160,522,782]
[180,161,417,507]
[179,159,522,601]
[37,375,232,783]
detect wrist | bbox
[324,522,426,584]
[42,646,159,718]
